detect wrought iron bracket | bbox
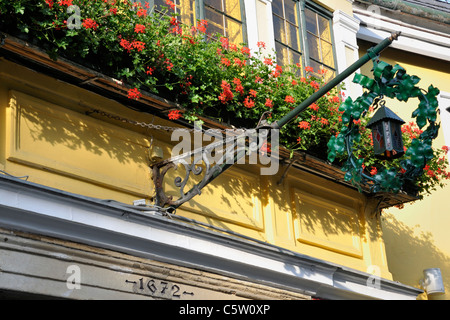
[150,128,265,211]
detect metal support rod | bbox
[271,31,401,129]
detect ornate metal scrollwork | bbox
[150,127,273,211]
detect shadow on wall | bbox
[382,213,450,300]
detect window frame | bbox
[197,0,248,45]
[138,0,248,44]
[272,0,304,70]
[299,0,337,77]
[272,0,337,78]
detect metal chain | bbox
[86,109,192,132]
[86,108,253,135]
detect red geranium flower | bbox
[264,58,273,66]
[165,0,176,10]
[82,18,98,30]
[241,46,251,55]
[309,103,319,111]
[168,110,182,120]
[244,97,255,108]
[58,0,73,6]
[120,38,133,52]
[134,24,146,33]
[197,19,208,33]
[136,8,147,17]
[285,95,295,104]
[128,88,141,100]
[146,66,154,75]
[298,121,311,130]
[257,41,266,49]
[221,58,231,67]
[131,41,145,52]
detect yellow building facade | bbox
[0,0,447,300]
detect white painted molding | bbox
[354,7,450,61]
[333,10,363,97]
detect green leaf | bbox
[14,4,25,14]
[327,133,345,163]
[372,60,392,79]
[18,24,29,33]
[191,94,200,103]
[353,73,374,89]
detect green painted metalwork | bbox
[327,46,441,195]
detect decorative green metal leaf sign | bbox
[327,56,441,196]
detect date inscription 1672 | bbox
[125,277,195,299]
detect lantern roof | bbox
[366,105,405,128]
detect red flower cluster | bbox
[119,38,145,52]
[120,38,133,52]
[220,37,229,49]
[370,167,378,176]
[244,97,255,108]
[271,65,283,78]
[264,58,273,66]
[402,122,423,140]
[240,46,251,56]
[134,24,146,33]
[132,41,145,52]
[58,0,73,6]
[234,58,245,67]
[128,88,141,100]
[233,78,244,95]
[221,58,231,67]
[319,117,329,126]
[309,103,319,111]
[165,0,176,10]
[298,121,311,130]
[285,95,295,104]
[218,80,234,104]
[136,8,147,18]
[191,19,208,34]
[164,58,174,71]
[256,41,266,49]
[168,110,182,120]
[180,75,193,94]
[82,18,99,30]
[329,96,341,104]
[310,81,320,90]
[169,16,182,34]
[260,142,271,156]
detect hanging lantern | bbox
[366,104,405,160]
